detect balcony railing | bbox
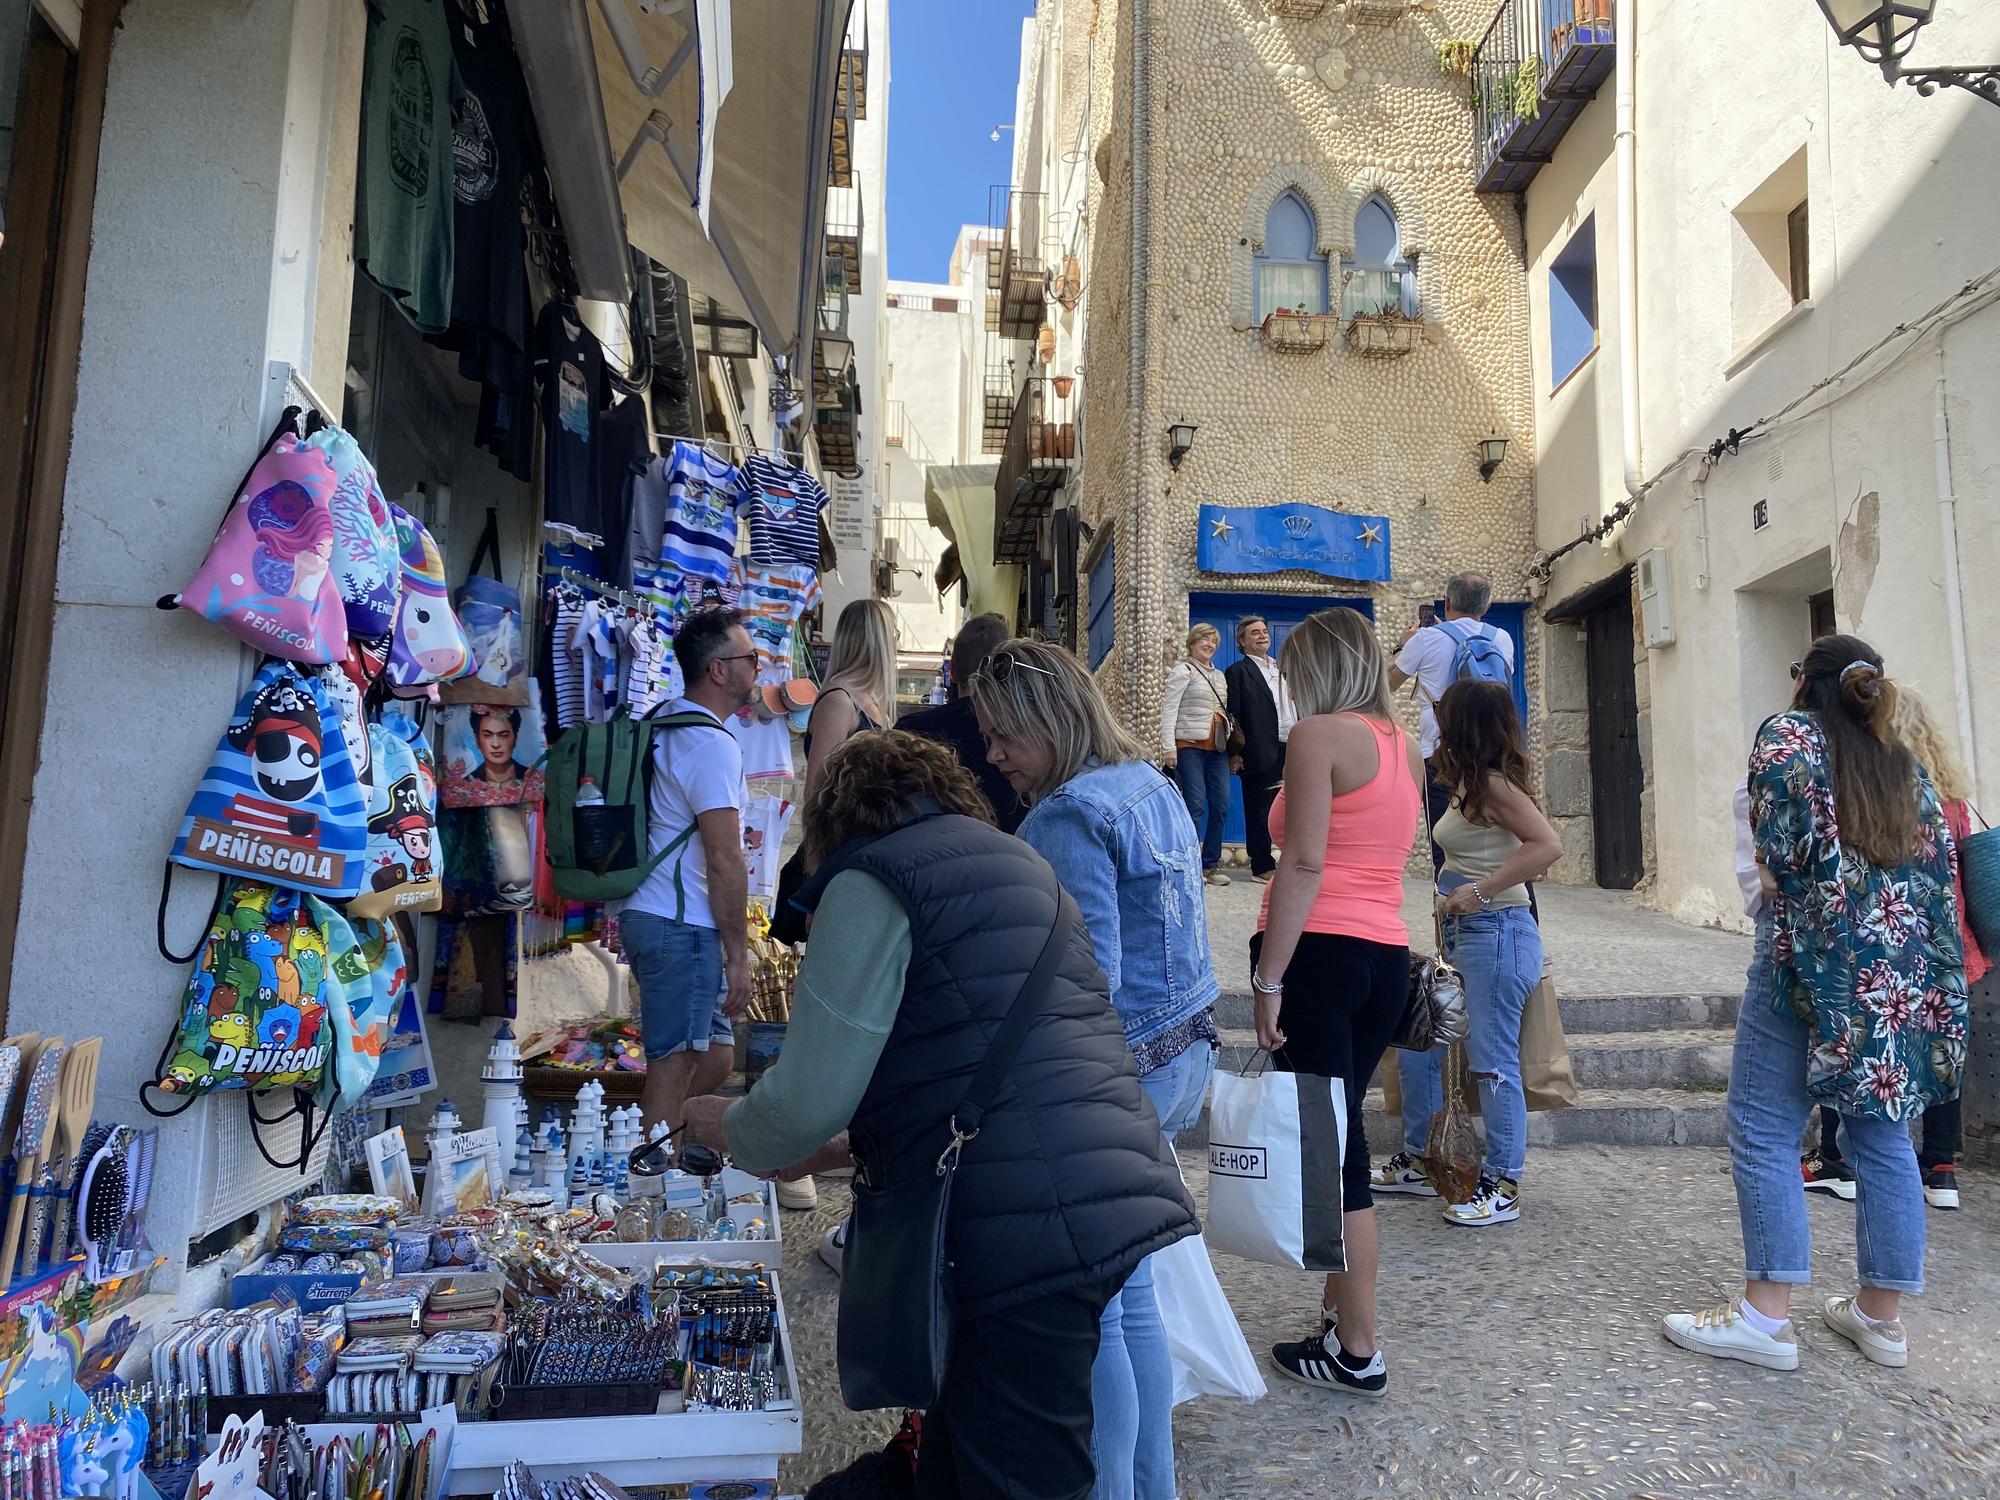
[994,376,1078,565]
[1472,0,1616,194]
[989,186,1048,341]
[815,255,854,407]
[815,373,862,479]
[981,361,1016,455]
[837,2,869,120]
[826,188,863,294]
[885,293,964,313]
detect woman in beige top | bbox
[1160,624,1236,885]
[1373,679,1561,1228]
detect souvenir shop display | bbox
[194,1409,454,1500]
[386,503,478,695]
[349,715,442,919]
[7,1391,151,1500]
[443,510,530,706]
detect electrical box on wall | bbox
[1637,548,1675,647]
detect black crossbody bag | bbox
[836,888,1078,1412]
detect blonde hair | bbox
[966,640,1148,802]
[1279,607,1393,720]
[825,598,899,727]
[1891,685,1969,802]
[1186,623,1221,653]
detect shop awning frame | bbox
[512,0,852,374]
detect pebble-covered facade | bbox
[1074,0,1546,811]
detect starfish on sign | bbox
[1209,515,1235,540]
[1357,521,1383,546]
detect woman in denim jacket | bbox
[970,640,1222,1500]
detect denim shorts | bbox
[622,911,733,1060]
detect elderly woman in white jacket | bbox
[1161,623,1236,885]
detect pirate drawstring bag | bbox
[164,659,368,903]
[346,711,442,920]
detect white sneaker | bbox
[1443,1176,1520,1226]
[1204,870,1232,887]
[818,1218,848,1275]
[1662,1302,1800,1371]
[1369,1151,1438,1198]
[775,1176,819,1211]
[1822,1295,1908,1368]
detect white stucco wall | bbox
[881,280,978,653]
[7,0,358,1290]
[1532,0,2000,926]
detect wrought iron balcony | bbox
[815,373,862,480]
[815,255,854,407]
[837,2,869,120]
[1472,0,1616,194]
[826,187,862,294]
[988,186,1049,341]
[994,376,1078,565]
[981,360,1016,455]
[829,88,855,189]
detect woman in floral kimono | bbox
[1664,634,1968,1373]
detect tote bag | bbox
[440,508,529,706]
[436,691,547,808]
[1958,808,2000,956]
[176,418,348,664]
[169,660,368,898]
[1204,1062,1346,1272]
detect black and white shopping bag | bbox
[1205,1065,1346,1271]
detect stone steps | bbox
[1187,988,1741,1152]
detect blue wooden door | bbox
[1186,592,1375,845]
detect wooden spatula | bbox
[1,1039,64,1281]
[45,1040,100,1268]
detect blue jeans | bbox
[621,911,731,1061]
[1396,908,1542,1183]
[1172,748,1230,872]
[1091,1043,1214,1500]
[1730,917,1926,1292]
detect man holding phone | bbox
[1390,571,1516,869]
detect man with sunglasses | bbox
[624,608,759,1135]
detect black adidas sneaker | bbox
[1270,1326,1387,1398]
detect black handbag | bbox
[835,889,1077,1412]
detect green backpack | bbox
[544,707,725,902]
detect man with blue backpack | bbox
[1390,571,1517,871]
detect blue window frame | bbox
[1087,540,1116,669]
[1549,215,1598,388]
[1253,192,1328,319]
[1340,194,1418,320]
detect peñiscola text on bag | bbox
[148,882,340,1098]
[170,660,368,897]
[348,711,442,919]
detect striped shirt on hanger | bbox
[742,454,829,571]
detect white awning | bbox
[514,0,851,368]
[925,464,1020,624]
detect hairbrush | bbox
[76,1139,129,1283]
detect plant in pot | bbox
[1436,38,1476,78]
[1510,57,1541,119]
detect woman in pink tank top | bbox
[1247,606,1422,1400]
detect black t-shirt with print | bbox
[533,301,608,532]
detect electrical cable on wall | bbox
[1531,261,2000,583]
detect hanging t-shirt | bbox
[358,0,460,333]
[445,6,530,352]
[548,590,586,730]
[742,455,830,571]
[726,700,797,783]
[740,796,794,902]
[533,301,608,533]
[596,392,654,581]
[629,442,746,589]
[739,561,821,670]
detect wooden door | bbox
[1585,591,1645,889]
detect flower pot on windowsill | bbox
[1260,310,1330,353]
[1344,312,1423,357]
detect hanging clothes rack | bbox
[550,567,659,615]
[653,431,763,460]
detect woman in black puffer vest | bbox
[682,732,1197,1500]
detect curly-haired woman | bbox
[681,731,1196,1500]
[1664,635,1968,1373]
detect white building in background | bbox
[814,0,891,627]
[1512,0,2000,929]
[880,278,974,657]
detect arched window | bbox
[1253,192,1327,319]
[1342,194,1418,319]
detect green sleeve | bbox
[722,871,911,1173]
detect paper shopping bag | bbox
[1378,976,1578,1116]
[1204,1066,1346,1272]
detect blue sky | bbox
[885,0,1037,283]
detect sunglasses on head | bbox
[978,651,1061,685]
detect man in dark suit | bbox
[1225,615,1294,882]
[898,611,1026,833]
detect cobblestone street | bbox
[778,881,1999,1498]
[780,1149,2000,1499]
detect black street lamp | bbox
[1815,0,2000,105]
[1166,421,1198,471]
[1477,433,1509,483]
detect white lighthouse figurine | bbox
[481,1022,525,1145]
[420,1097,463,1216]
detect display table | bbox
[443,1259,802,1494]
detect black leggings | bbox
[1821,1102,1959,1171]
[1249,929,1409,1211]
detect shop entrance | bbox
[1186,591,1373,845]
